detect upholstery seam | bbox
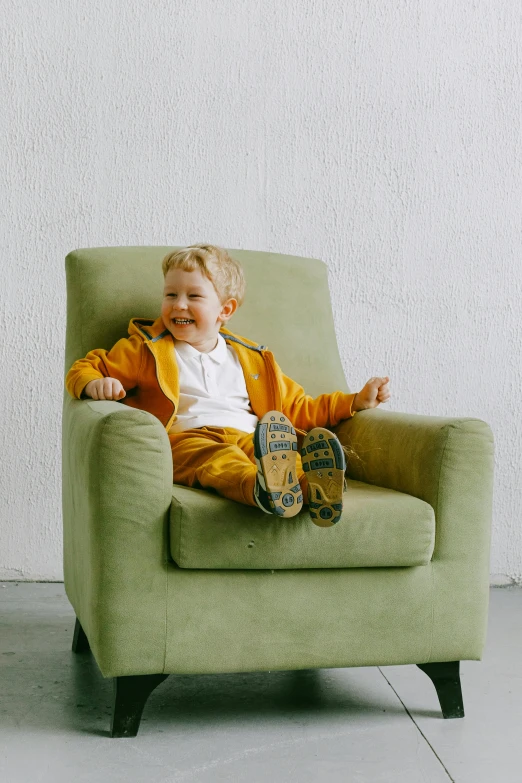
[429,423,454,662]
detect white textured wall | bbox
[1,1,520,584]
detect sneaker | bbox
[302,427,346,526]
[253,411,303,517]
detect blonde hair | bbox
[161,244,245,306]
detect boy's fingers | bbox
[106,380,125,400]
[103,379,115,399]
[114,382,125,399]
[108,380,119,399]
[86,378,124,401]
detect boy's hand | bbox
[83,378,126,401]
[354,377,390,411]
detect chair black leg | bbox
[417,661,464,718]
[111,674,169,738]
[72,617,90,653]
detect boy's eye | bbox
[165,293,202,298]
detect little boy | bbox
[66,244,391,526]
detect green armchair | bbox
[63,246,495,737]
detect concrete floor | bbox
[0,583,520,783]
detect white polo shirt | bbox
[169,333,259,434]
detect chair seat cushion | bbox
[169,478,435,569]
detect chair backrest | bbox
[64,246,350,397]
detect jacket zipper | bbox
[264,351,281,411]
[145,342,176,429]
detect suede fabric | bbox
[62,396,172,677]
[62,247,495,679]
[335,410,495,665]
[163,565,435,674]
[169,478,435,569]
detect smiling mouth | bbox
[172,318,195,325]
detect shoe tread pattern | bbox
[254,411,302,518]
[302,427,346,527]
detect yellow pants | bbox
[169,426,310,508]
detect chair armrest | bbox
[335,408,496,660]
[334,408,495,562]
[62,395,173,677]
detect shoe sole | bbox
[302,428,346,527]
[253,411,303,517]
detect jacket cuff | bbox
[68,373,104,399]
[338,392,358,420]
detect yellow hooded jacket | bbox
[65,316,358,433]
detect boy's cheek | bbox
[161,314,173,332]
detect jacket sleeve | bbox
[276,364,358,431]
[65,334,144,399]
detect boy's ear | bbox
[219,298,238,322]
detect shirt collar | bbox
[174,333,228,365]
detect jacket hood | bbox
[128,316,169,341]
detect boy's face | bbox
[161,267,237,353]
